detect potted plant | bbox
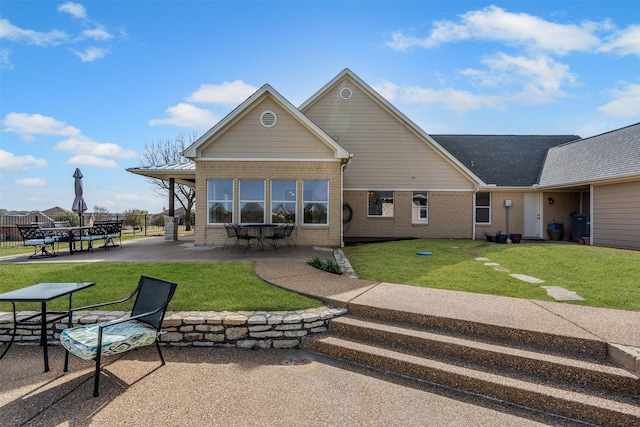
[510,233,522,243]
[495,231,508,244]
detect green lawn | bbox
[343,239,640,311]
[0,262,320,313]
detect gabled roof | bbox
[183,84,349,159]
[432,135,580,187]
[300,68,485,186]
[539,122,640,188]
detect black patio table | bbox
[0,282,95,372]
[243,224,278,250]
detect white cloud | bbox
[55,136,137,159]
[82,25,113,41]
[187,80,258,105]
[58,2,88,20]
[2,112,81,140]
[16,177,46,186]
[2,112,136,168]
[598,82,640,119]
[0,48,13,70]
[404,86,503,114]
[372,80,400,101]
[0,18,68,46]
[0,149,48,171]
[462,53,576,104]
[74,46,110,62]
[149,103,220,128]
[67,155,118,168]
[387,6,602,56]
[601,25,640,56]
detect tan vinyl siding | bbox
[200,97,335,160]
[593,181,640,250]
[194,160,342,247]
[304,77,474,190]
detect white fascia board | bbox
[183,84,350,160]
[537,172,640,190]
[300,69,485,186]
[195,157,343,163]
[344,187,475,192]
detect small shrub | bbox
[322,260,342,275]
[307,257,342,275]
[307,257,324,269]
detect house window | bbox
[475,192,491,224]
[303,180,328,225]
[412,191,428,224]
[271,180,297,224]
[207,179,233,224]
[239,179,265,224]
[368,191,394,217]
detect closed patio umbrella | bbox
[71,168,88,225]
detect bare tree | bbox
[140,133,196,231]
[92,205,111,222]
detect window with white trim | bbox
[412,191,428,224]
[207,179,233,224]
[475,192,491,224]
[303,180,328,224]
[368,191,394,217]
[271,180,296,224]
[239,179,265,224]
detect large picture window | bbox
[271,180,297,223]
[412,191,428,224]
[240,179,265,224]
[303,180,328,224]
[475,192,491,224]
[368,191,394,217]
[207,179,233,224]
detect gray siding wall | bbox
[593,181,640,250]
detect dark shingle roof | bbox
[431,135,580,186]
[539,123,640,187]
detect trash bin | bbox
[547,223,563,241]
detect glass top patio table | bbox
[0,282,95,371]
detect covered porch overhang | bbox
[126,163,196,224]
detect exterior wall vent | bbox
[340,87,352,100]
[260,111,277,128]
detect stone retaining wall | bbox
[0,306,347,350]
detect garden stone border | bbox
[0,306,347,350]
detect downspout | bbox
[589,184,594,245]
[472,184,478,240]
[340,154,353,248]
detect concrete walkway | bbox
[1,236,639,426]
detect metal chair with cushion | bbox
[60,276,178,397]
[17,224,58,258]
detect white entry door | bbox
[523,193,541,238]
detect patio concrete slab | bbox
[0,345,557,427]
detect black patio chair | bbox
[264,225,288,252]
[17,224,58,258]
[235,226,258,253]
[283,224,296,249]
[60,276,178,397]
[223,223,239,251]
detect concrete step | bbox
[305,334,640,427]
[329,316,640,395]
[346,301,610,358]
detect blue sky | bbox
[1,1,639,214]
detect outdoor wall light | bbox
[548,197,554,204]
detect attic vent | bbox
[340,87,352,100]
[260,111,277,128]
